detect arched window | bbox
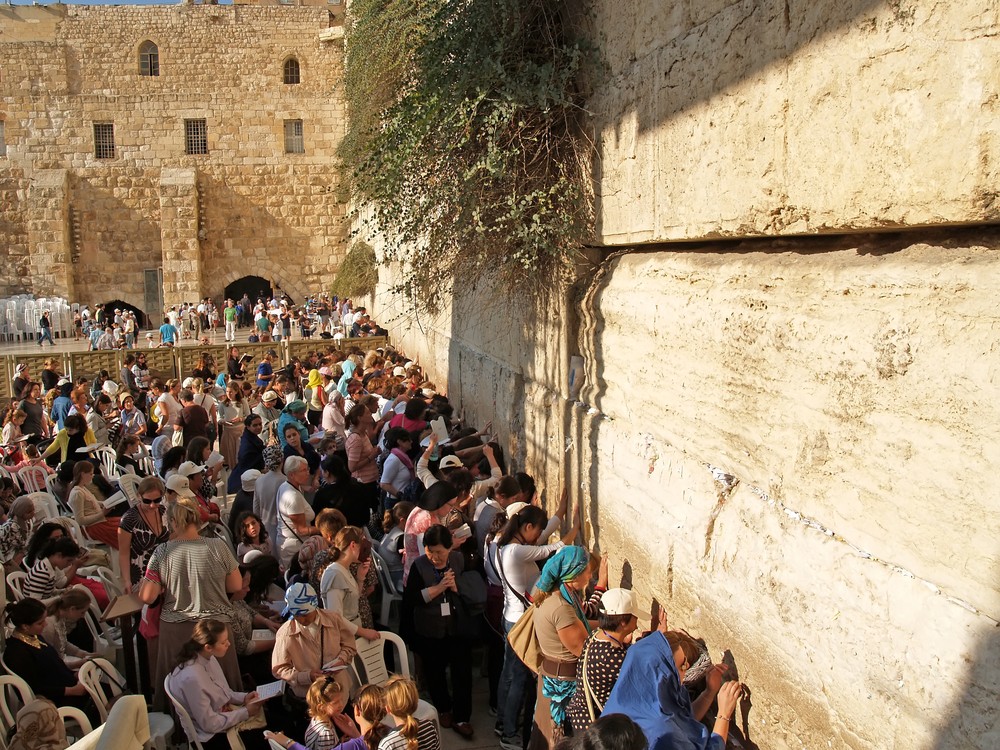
[283,57,300,85]
[139,41,160,77]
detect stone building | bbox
[0,2,348,322]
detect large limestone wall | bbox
[372,0,1000,748]
[588,0,1000,243]
[379,231,1000,750]
[0,4,347,313]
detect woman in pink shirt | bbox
[345,404,379,518]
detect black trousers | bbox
[415,633,473,723]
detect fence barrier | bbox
[0,335,392,400]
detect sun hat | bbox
[262,390,279,403]
[165,474,195,499]
[240,469,261,491]
[600,588,643,618]
[282,582,319,618]
[177,461,205,477]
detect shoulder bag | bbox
[506,604,541,674]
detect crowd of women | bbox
[0,312,746,750]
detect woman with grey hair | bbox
[275,455,318,568]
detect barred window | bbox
[93,122,115,159]
[283,58,300,85]
[139,41,159,77]
[284,119,304,154]
[184,118,208,155]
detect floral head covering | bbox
[263,445,284,471]
[8,699,67,750]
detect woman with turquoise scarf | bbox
[527,546,594,750]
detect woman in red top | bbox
[389,397,429,435]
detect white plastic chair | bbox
[95,447,119,480]
[164,671,245,750]
[0,674,35,742]
[117,473,142,507]
[370,549,402,629]
[25,491,58,521]
[60,516,97,549]
[79,659,173,750]
[57,705,93,742]
[350,633,437,733]
[44,474,71,514]
[5,572,27,602]
[78,586,122,662]
[16,466,49,494]
[95,566,124,603]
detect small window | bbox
[184,119,208,155]
[139,41,159,77]
[0,121,5,158]
[93,122,115,159]
[284,119,304,154]
[283,58,300,85]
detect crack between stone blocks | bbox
[744,483,1000,626]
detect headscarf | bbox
[537,545,590,597]
[305,369,323,392]
[10,496,34,522]
[283,400,307,415]
[336,359,356,396]
[603,631,720,750]
[7,699,68,750]
[264,445,284,471]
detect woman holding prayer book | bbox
[168,619,267,750]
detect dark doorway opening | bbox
[99,300,148,329]
[225,276,274,305]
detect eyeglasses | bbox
[141,495,163,504]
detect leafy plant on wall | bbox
[339,0,595,312]
[331,241,378,300]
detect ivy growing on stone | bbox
[331,241,378,300]
[339,0,594,311]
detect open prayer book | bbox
[322,660,348,673]
[102,491,126,509]
[252,629,275,641]
[250,680,285,703]
[430,417,450,444]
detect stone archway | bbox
[224,275,273,304]
[99,299,149,328]
[214,262,309,307]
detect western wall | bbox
[0,3,348,315]
[372,1,1000,748]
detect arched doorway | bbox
[99,300,148,329]
[225,276,273,305]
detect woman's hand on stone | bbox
[716,680,742,718]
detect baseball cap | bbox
[165,474,195,499]
[177,461,205,477]
[240,469,261,491]
[57,377,71,386]
[282,582,319,617]
[439,455,463,470]
[182,377,195,389]
[392,366,406,377]
[599,588,643,618]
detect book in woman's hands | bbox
[322,660,348,673]
[250,680,285,702]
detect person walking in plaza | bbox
[37,309,54,346]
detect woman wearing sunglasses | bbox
[117,475,169,593]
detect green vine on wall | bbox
[340,0,595,311]
[331,240,378,300]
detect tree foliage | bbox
[340,0,594,311]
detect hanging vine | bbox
[339,0,595,311]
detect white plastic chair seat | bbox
[0,674,35,740]
[370,549,402,629]
[25,491,58,521]
[117,473,142,507]
[17,466,50,494]
[6,571,28,602]
[57,705,93,742]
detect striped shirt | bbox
[378,720,440,750]
[23,557,67,601]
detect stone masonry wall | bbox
[0,4,348,315]
[373,1,1000,748]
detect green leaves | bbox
[331,241,378,300]
[340,0,595,312]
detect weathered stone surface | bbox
[378,230,1000,750]
[587,0,1000,244]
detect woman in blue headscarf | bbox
[527,545,593,750]
[336,359,357,397]
[602,630,743,750]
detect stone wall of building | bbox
[0,3,348,315]
[373,1,1000,748]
